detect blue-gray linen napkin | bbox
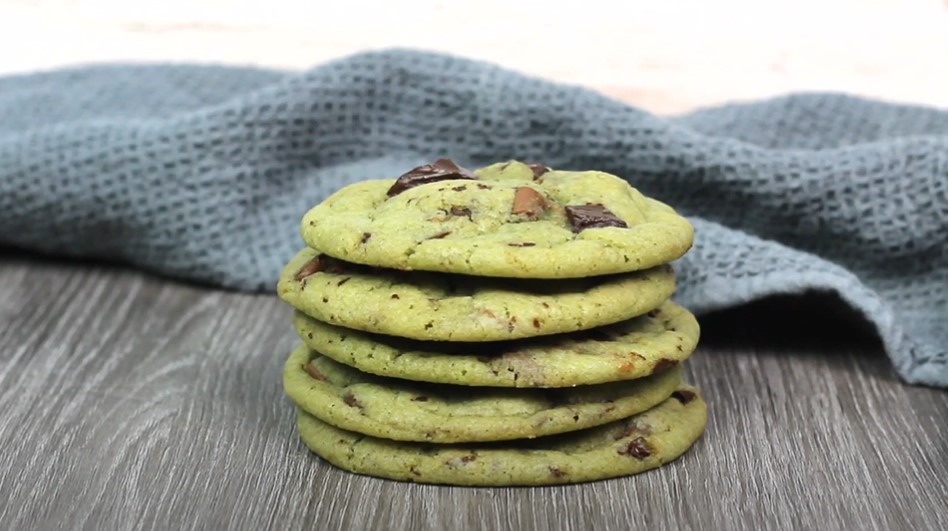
[0,50,944,387]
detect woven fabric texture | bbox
[0,50,944,387]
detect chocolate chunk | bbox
[508,242,536,247]
[671,389,697,404]
[532,318,541,329]
[303,363,327,381]
[336,277,351,286]
[620,437,652,459]
[312,255,346,275]
[360,232,372,244]
[293,256,323,280]
[526,162,551,178]
[461,454,477,463]
[342,392,363,409]
[386,158,477,196]
[451,185,468,192]
[565,204,628,232]
[548,466,566,478]
[411,396,429,402]
[652,358,678,374]
[511,187,548,219]
[450,206,473,219]
[476,183,491,189]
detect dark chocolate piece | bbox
[620,437,652,459]
[303,363,327,381]
[565,204,628,232]
[671,389,697,404]
[652,358,678,374]
[386,158,477,196]
[526,162,551,178]
[342,392,363,409]
[512,186,548,218]
[293,256,324,280]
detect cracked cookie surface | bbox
[300,160,694,278]
[295,386,707,486]
[277,247,676,341]
[293,300,699,387]
[284,344,682,443]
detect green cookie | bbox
[300,160,693,278]
[292,300,699,387]
[278,247,676,341]
[284,344,682,443]
[294,387,707,486]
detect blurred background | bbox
[1,0,946,113]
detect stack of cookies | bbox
[277,159,706,486]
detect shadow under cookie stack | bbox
[277,159,707,486]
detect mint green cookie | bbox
[294,387,707,486]
[284,344,682,443]
[300,160,693,278]
[293,300,699,387]
[278,247,676,341]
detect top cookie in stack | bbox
[277,159,706,486]
[300,158,693,280]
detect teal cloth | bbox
[0,50,944,387]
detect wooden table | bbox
[1,253,945,530]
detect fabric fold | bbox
[0,49,944,387]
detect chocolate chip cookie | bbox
[284,344,682,443]
[292,300,698,387]
[300,159,693,278]
[278,247,676,341]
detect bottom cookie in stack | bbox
[294,388,705,487]
[281,300,707,486]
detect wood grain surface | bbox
[0,252,945,530]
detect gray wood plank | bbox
[0,256,945,531]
